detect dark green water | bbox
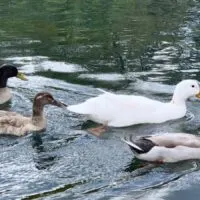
[1,0,200,199]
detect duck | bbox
[0,64,27,104]
[0,92,67,136]
[122,133,200,163]
[67,79,200,135]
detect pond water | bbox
[1,0,200,199]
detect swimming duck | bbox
[0,64,27,104]
[122,133,200,163]
[68,79,200,135]
[0,92,66,136]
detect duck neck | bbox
[171,93,186,106]
[0,88,11,104]
[0,75,8,88]
[32,102,45,126]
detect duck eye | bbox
[191,85,195,88]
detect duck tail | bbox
[121,135,156,154]
[97,88,113,94]
[122,135,144,154]
[97,88,106,93]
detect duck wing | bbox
[0,115,30,127]
[0,112,31,136]
[149,133,200,148]
[0,110,23,117]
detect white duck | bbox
[68,80,200,135]
[122,133,200,163]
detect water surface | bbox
[1,0,200,199]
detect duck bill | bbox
[196,92,200,98]
[17,72,27,81]
[52,99,67,108]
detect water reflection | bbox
[124,158,155,173]
[31,134,55,170]
[0,0,193,75]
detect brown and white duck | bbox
[0,92,67,136]
[0,64,27,104]
[122,133,200,163]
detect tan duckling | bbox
[0,92,67,136]
[0,64,27,104]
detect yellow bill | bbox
[17,72,27,81]
[196,92,200,98]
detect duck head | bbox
[0,64,27,88]
[32,92,67,126]
[172,79,200,103]
[33,92,67,108]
